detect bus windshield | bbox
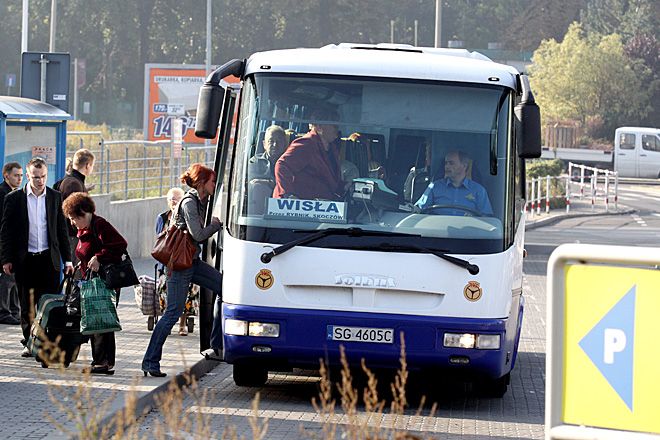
[227,73,513,254]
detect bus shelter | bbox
[0,96,71,186]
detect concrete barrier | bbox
[93,194,166,258]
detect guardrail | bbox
[66,132,215,200]
[526,162,619,218]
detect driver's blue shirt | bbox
[415,177,493,216]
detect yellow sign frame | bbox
[546,244,660,440]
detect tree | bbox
[529,22,651,138]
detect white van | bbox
[615,127,660,178]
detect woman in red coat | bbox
[62,192,127,375]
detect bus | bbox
[195,43,541,397]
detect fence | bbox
[526,162,619,217]
[66,131,215,200]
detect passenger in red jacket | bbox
[62,192,127,375]
[272,107,344,201]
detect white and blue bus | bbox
[195,43,541,397]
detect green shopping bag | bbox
[80,276,122,335]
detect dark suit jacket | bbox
[0,181,13,256]
[0,186,72,272]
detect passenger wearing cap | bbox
[272,107,344,201]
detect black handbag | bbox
[64,266,82,316]
[100,253,139,289]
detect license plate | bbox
[327,326,394,344]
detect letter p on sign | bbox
[604,328,626,364]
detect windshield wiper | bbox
[363,242,479,275]
[260,227,421,263]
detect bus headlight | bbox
[444,333,476,349]
[225,319,248,336]
[248,322,280,338]
[476,334,501,349]
[443,333,501,350]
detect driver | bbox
[414,150,493,216]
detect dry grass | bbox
[42,331,436,439]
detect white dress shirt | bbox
[26,185,49,253]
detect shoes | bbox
[143,369,167,377]
[83,365,115,375]
[179,327,188,336]
[203,347,224,361]
[0,316,20,325]
[21,347,32,357]
[20,338,26,346]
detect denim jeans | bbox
[142,259,222,371]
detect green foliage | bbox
[527,159,564,179]
[529,22,651,137]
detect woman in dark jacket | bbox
[142,163,223,377]
[62,192,128,375]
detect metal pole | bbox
[434,0,442,48]
[565,175,570,213]
[414,20,418,46]
[590,171,596,211]
[73,58,78,120]
[530,179,536,217]
[604,171,610,213]
[579,165,585,199]
[614,171,619,211]
[205,0,212,148]
[39,54,48,102]
[390,20,394,43]
[21,0,29,53]
[546,175,551,214]
[49,0,57,52]
[142,144,147,199]
[536,178,541,215]
[99,139,104,193]
[160,144,165,196]
[124,145,129,200]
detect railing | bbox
[526,162,619,218]
[66,132,216,200]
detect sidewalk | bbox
[0,258,213,439]
[524,198,634,230]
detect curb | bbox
[525,207,636,231]
[93,356,221,438]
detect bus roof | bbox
[244,43,520,90]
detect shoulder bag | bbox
[151,194,197,271]
[90,217,139,289]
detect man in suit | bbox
[0,162,23,325]
[0,157,74,356]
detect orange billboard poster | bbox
[143,64,240,144]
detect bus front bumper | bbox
[222,302,522,380]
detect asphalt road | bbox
[136,183,659,439]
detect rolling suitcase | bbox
[27,293,88,368]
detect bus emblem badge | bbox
[464,281,482,302]
[256,269,274,290]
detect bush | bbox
[526,159,563,179]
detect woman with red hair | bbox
[142,163,222,377]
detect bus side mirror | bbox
[195,84,224,139]
[515,75,541,159]
[195,59,245,139]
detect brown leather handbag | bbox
[151,225,196,270]
[151,195,197,271]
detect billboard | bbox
[144,64,206,143]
